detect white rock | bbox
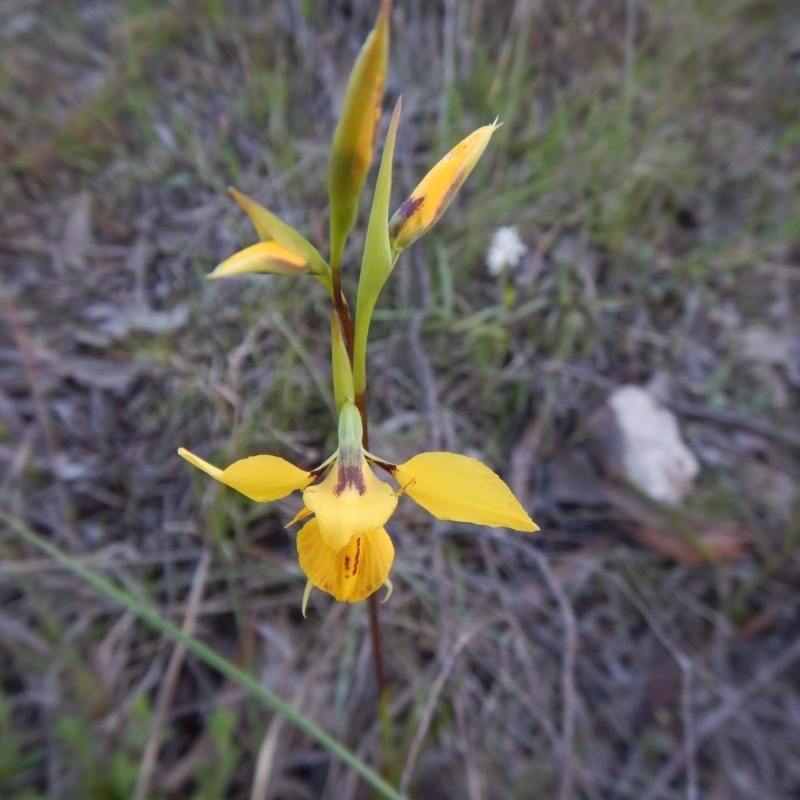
[607,385,699,505]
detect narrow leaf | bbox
[352,98,402,398]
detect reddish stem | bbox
[331,262,355,362]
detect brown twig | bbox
[133,550,211,800]
[532,550,578,800]
[641,633,800,800]
[399,625,479,794]
[3,294,80,548]
[668,398,800,450]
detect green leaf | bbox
[352,98,402,398]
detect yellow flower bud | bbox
[208,241,307,279]
[328,0,391,267]
[389,120,500,252]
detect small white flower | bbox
[486,226,527,276]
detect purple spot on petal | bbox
[396,195,424,226]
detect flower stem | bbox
[368,593,388,697]
[331,259,355,362]
[355,380,388,700]
[334,269,387,699]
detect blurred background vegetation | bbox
[2,0,799,798]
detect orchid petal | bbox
[297,519,394,603]
[209,241,306,279]
[220,455,314,502]
[395,451,538,532]
[178,448,312,502]
[178,447,223,480]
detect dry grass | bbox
[2,0,800,798]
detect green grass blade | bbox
[3,512,407,800]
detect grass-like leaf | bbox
[3,512,407,800]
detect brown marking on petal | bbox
[436,179,460,218]
[369,456,397,474]
[352,536,362,576]
[334,462,367,495]
[344,554,351,578]
[394,195,425,229]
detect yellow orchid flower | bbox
[178,401,537,614]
